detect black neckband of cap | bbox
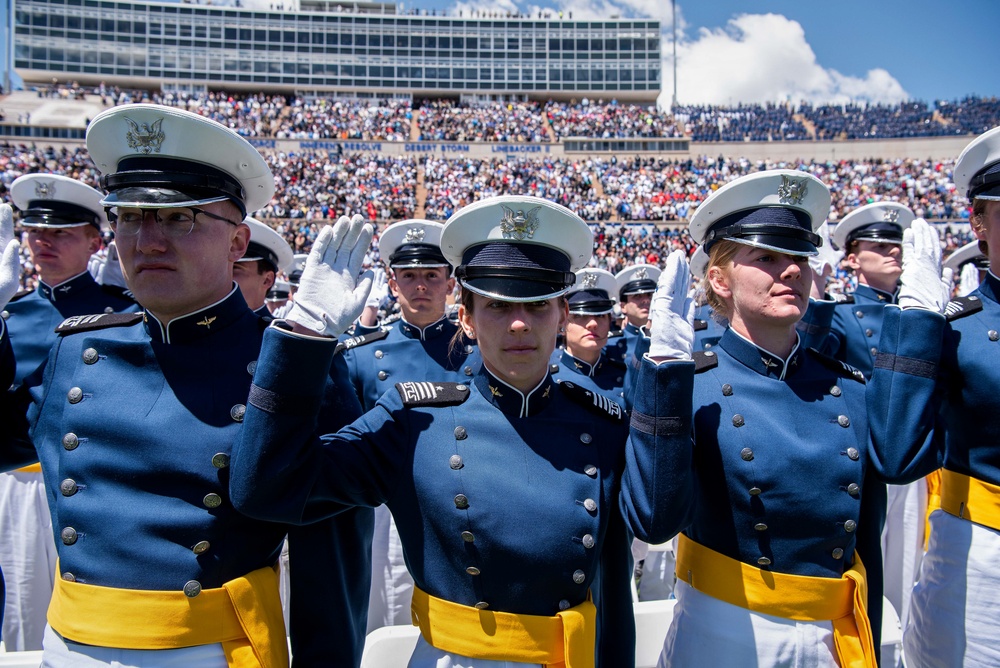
[101,157,247,216]
[704,207,819,253]
[847,222,903,245]
[619,279,657,300]
[456,264,575,288]
[22,200,100,228]
[568,289,614,314]
[968,162,1000,200]
[390,243,450,267]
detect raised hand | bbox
[0,204,21,312]
[648,249,695,360]
[898,218,948,313]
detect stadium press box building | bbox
[11,0,661,102]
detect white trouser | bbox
[42,625,227,667]
[658,580,839,668]
[368,505,414,632]
[0,470,57,651]
[904,509,1000,668]
[881,480,926,633]
[634,538,676,602]
[278,538,291,630]
[408,635,541,668]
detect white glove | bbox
[99,241,127,289]
[898,218,948,313]
[0,204,21,312]
[959,261,981,297]
[88,250,104,280]
[286,215,374,337]
[365,267,389,309]
[648,249,695,360]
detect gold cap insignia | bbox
[499,204,541,241]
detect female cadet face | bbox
[564,313,611,360]
[460,293,568,393]
[709,244,811,336]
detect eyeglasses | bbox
[110,206,240,238]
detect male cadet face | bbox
[389,266,455,327]
[974,200,1000,268]
[115,200,250,322]
[846,240,902,284]
[621,292,652,327]
[26,225,102,285]
[233,260,276,311]
[565,313,611,358]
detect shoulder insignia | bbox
[693,350,719,373]
[395,381,470,407]
[944,295,984,322]
[335,328,390,354]
[56,312,144,334]
[558,380,625,423]
[807,348,866,384]
[693,319,708,332]
[828,293,854,304]
[9,289,31,302]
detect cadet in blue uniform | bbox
[605,264,660,365]
[943,239,988,297]
[0,104,366,667]
[231,196,697,666]
[633,170,891,667]
[689,245,726,351]
[0,173,136,652]
[867,125,1000,668]
[339,219,478,632]
[233,216,294,319]
[265,280,291,316]
[551,268,626,405]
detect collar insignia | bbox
[777,175,808,205]
[404,227,425,243]
[543,385,551,398]
[34,180,55,199]
[574,360,584,369]
[500,204,541,240]
[489,385,503,398]
[883,208,900,223]
[57,285,72,293]
[761,356,779,370]
[197,316,217,328]
[125,116,166,155]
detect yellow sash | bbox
[924,470,943,550]
[939,469,1000,532]
[675,534,876,668]
[410,585,595,668]
[48,563,288,668]
[14,463,42,473]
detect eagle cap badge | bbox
[499,204,541,241]
[125,116,166,155]
[34,180,56,199]
[777,175,808,205]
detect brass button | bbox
[62,433,80,450]
[377,371,388,381]
[749,486,762,496]
[246,360,257,375]
[832,548,845,559]
[580,433,592,444]
[732,414,745,427]
[754,522,767,532]
[67,387,84,404]
[230,404,246,422]
[740,448,754,462]
[82,348,99,364]
[61,527,78,545]
[838,415,851,428]
[374,350,384,359]
[830,386,842,397]
[183,580,202,597]
[454,426,467,440]
[203,493,223,509]
[846,447,860,461]
[572,569,586,584]
[192,540,210,554]
[722,383,733,396]
[449,455,464,470]
[62,572,76,582]
[465,566,481,576]
[757,556,771,566]
[847,483,860,496]
[60,479,78,497]
[584,465,598,477]
[990,330,999,342]
[583,498,597,512]
[582,533,595,549]
[461,531,475,543]
[454,494,469,509]
[474,601,489,610]
[212,453,230,468]
[844,519,857,533]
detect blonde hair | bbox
[703,240,743,321]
